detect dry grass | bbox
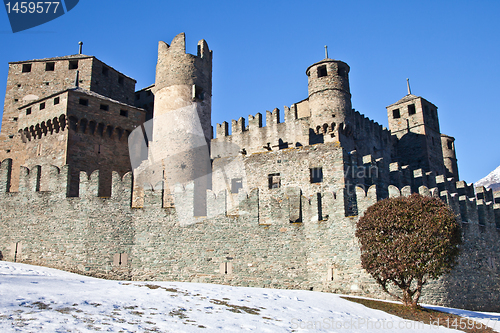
[341,297,496,333]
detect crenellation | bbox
[266,108,280,125]
[248,113,262,130]
[231,117,246,134]
[216,122,229,138]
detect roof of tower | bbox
[386,94,438,108]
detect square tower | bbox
[387,94,445,175]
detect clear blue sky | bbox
[1,0,498,183]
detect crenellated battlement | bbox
[2,158,497,229]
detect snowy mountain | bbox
[476,165,500,192]
[1,262,499,332]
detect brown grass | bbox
[341,296,496,333]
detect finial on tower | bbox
[78,41,83,55]
[324,45,328,59]
[406,78,412,95]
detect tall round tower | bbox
[150,33,213,217]
[441,134,459,180]
[306,57,352,134]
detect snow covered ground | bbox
[1,262,499,332]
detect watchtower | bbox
[306,56,352,137]
[386,92,445,175]
[150,33,213,217]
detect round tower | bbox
[150,33,213,217]
[441,134,459,180]
[306,58,352,134]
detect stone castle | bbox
[0,33,499,311]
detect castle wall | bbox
[0,159,498,311]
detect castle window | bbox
[135,93,140,100]
[69,60,78,70]
[424,105,429,114]
[118,76,124,85]
[40,102,45,110]
[432,137,435,146]
[447,140,453,150]
[54,97,60,105]
[120,110,128,117]
[338,66,346,77]
[17,84,21,88]
[102,66,109,76]
[231,178,243,194]
[100,104,109,111]
[79,98,88,106]
[408,104,416,115]
[44,82,49,86]
[392,109,400,119]
[268,173,281,189]
[26,107,31,115]
[6,150,11,153]
[45,62,55,71]
[193,85,204,100]
[13,117,18,121]
[14,99,18,102]
[310,167,323,183]
[22,63,32,73]
[9,135,14,139]
[317,65,327,78]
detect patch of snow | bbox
[476,164,500,190]
[0,261,497,332]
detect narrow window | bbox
[392,109,400,119]
[113,253,128,266]
[192,85,204,100]
[102,66,109,76]
[118,76,124,85]
[231,178,243,194]
[45,62,55,71]
[40,102,45,110]
[54,97,60,105]
[120,109,128,117]
[26,107,32,115]
[13,117,18,121]
[14,99,18,102]
[268,173,281,189]
[69,60,79,70]
[432,137,435,146]
[447,140,453,150]
[79,98,88,106]
[408,104,416,115]
[310,167,323,183]
[44,82,49,86]
[22,64,32,73]
[338,66,346,77]
[135,93,140,100]
[317,65,327,78]
[8,135,14,139]
[6,150,11,153]
[100,104,109,111]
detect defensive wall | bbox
[0,158,499,311]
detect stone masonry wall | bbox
[0,158,499,311]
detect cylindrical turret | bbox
[306,58,352,132]
[441,134,459,180]
[150,33,213,217]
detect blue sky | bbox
[0,0,498,183]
